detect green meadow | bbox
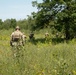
[0,29,76,75]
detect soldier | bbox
[29,31,34,40]
[45,32,49,38]
[56,32,59,38]
[45,32,50,43]
[10,26,24,46]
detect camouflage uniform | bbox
[29,32,34,39]
[45,32,49,38]
[45,32,50,43]
[10,26,24,46]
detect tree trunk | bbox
[65,24,70,40]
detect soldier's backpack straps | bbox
[12,31,21,42]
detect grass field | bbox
[0,29,76,75]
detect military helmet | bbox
[15,26,20,30]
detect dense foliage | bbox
[32,0,76,40]
[0,1,76,75]
[0,29,76,75]
[0,0,76,40]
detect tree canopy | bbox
[0,0,76,40]
[32,0,76,40]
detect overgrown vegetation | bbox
[0,0,76,74]
[0,29,76,75]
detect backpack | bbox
[12,31,21,42]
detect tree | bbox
[55,0,76,40]
[3,19,11,29]
[0,19,3,29]
[27,15,36,31]
[2,19,17,29]
[10,19,16,28]
[32,0,76,40]
[32,0,64,29]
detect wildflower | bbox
[72,70,76,75]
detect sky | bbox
[0,0,42,21]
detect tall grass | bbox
[0,29,76,75]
